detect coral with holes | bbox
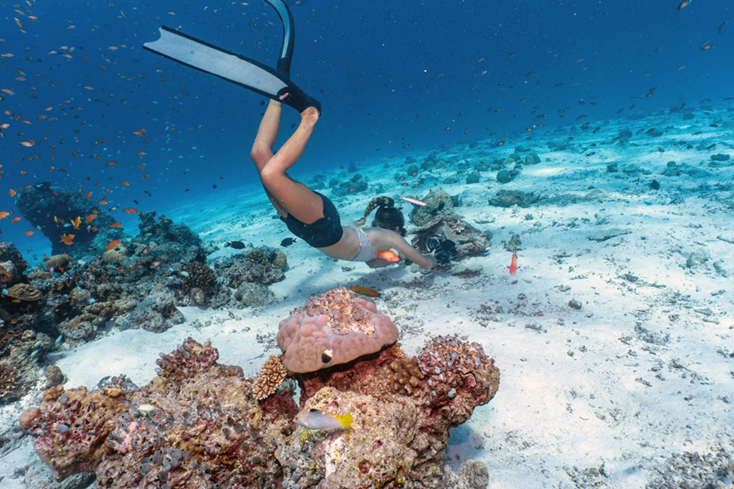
[277,287,399,373]
[24,338,297,487]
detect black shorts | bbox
[280,192,344,248]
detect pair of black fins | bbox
[143,0,320,114]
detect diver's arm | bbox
[370,228,435,269]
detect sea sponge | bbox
[277,287,398,373]
[251,355,287,401]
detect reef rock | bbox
[15,181,125,259]
[410,189,456,228]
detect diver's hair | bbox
[354,196,394,226]
[354,196,406,236]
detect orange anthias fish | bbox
[71,216,82,230]
[110,222,122,229]
[375,250,400,262]
[507,250,519,276]
[105,239,120,251]
[60,234,74,245]
[122,208,138,214]
[84,213,97,224]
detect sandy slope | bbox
[1,108,733,488]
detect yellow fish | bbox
[71,216,82,230]
[293,408,352,431]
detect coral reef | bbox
[25,338,297,487]
[215,246,287,287]
[24,304,499,488]
[15,180,124,259]
[0,241,28,278]
[277,287,399,373]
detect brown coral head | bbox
[4,283,42,301]
[19,408,40,430]
[276,287,399,373]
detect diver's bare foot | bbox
[300,106,320,128]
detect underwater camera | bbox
[427,235,457,264]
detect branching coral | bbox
[277,287,399,373]
[251,354,288,401]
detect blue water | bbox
[1,0,732,262]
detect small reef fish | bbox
[376,250,400,262]
[105,240,120,251]
[24,231,34,236]
[293,408,352,431]
[348,285,381,298]
[508,250,519,276]
[110,222,122,229]
[71,216,81,230]
[0,212,10,220]
[280,237,297,247]
[85,214,96,224]
[11,217,20,223]
[225,241,246,250]
[122,208,138,214]
[400,196,426,207]
[677,0,689,12]
[59,234,74,245]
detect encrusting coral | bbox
[277,287,399,373]
[4,283,43,302]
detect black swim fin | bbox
[142,0,320,114]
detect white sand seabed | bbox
[2,111,734,488]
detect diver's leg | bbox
[250,99,283,172]
[250,100,289,215]
[259,107,324,223]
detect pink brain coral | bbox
[277,287,399,373]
